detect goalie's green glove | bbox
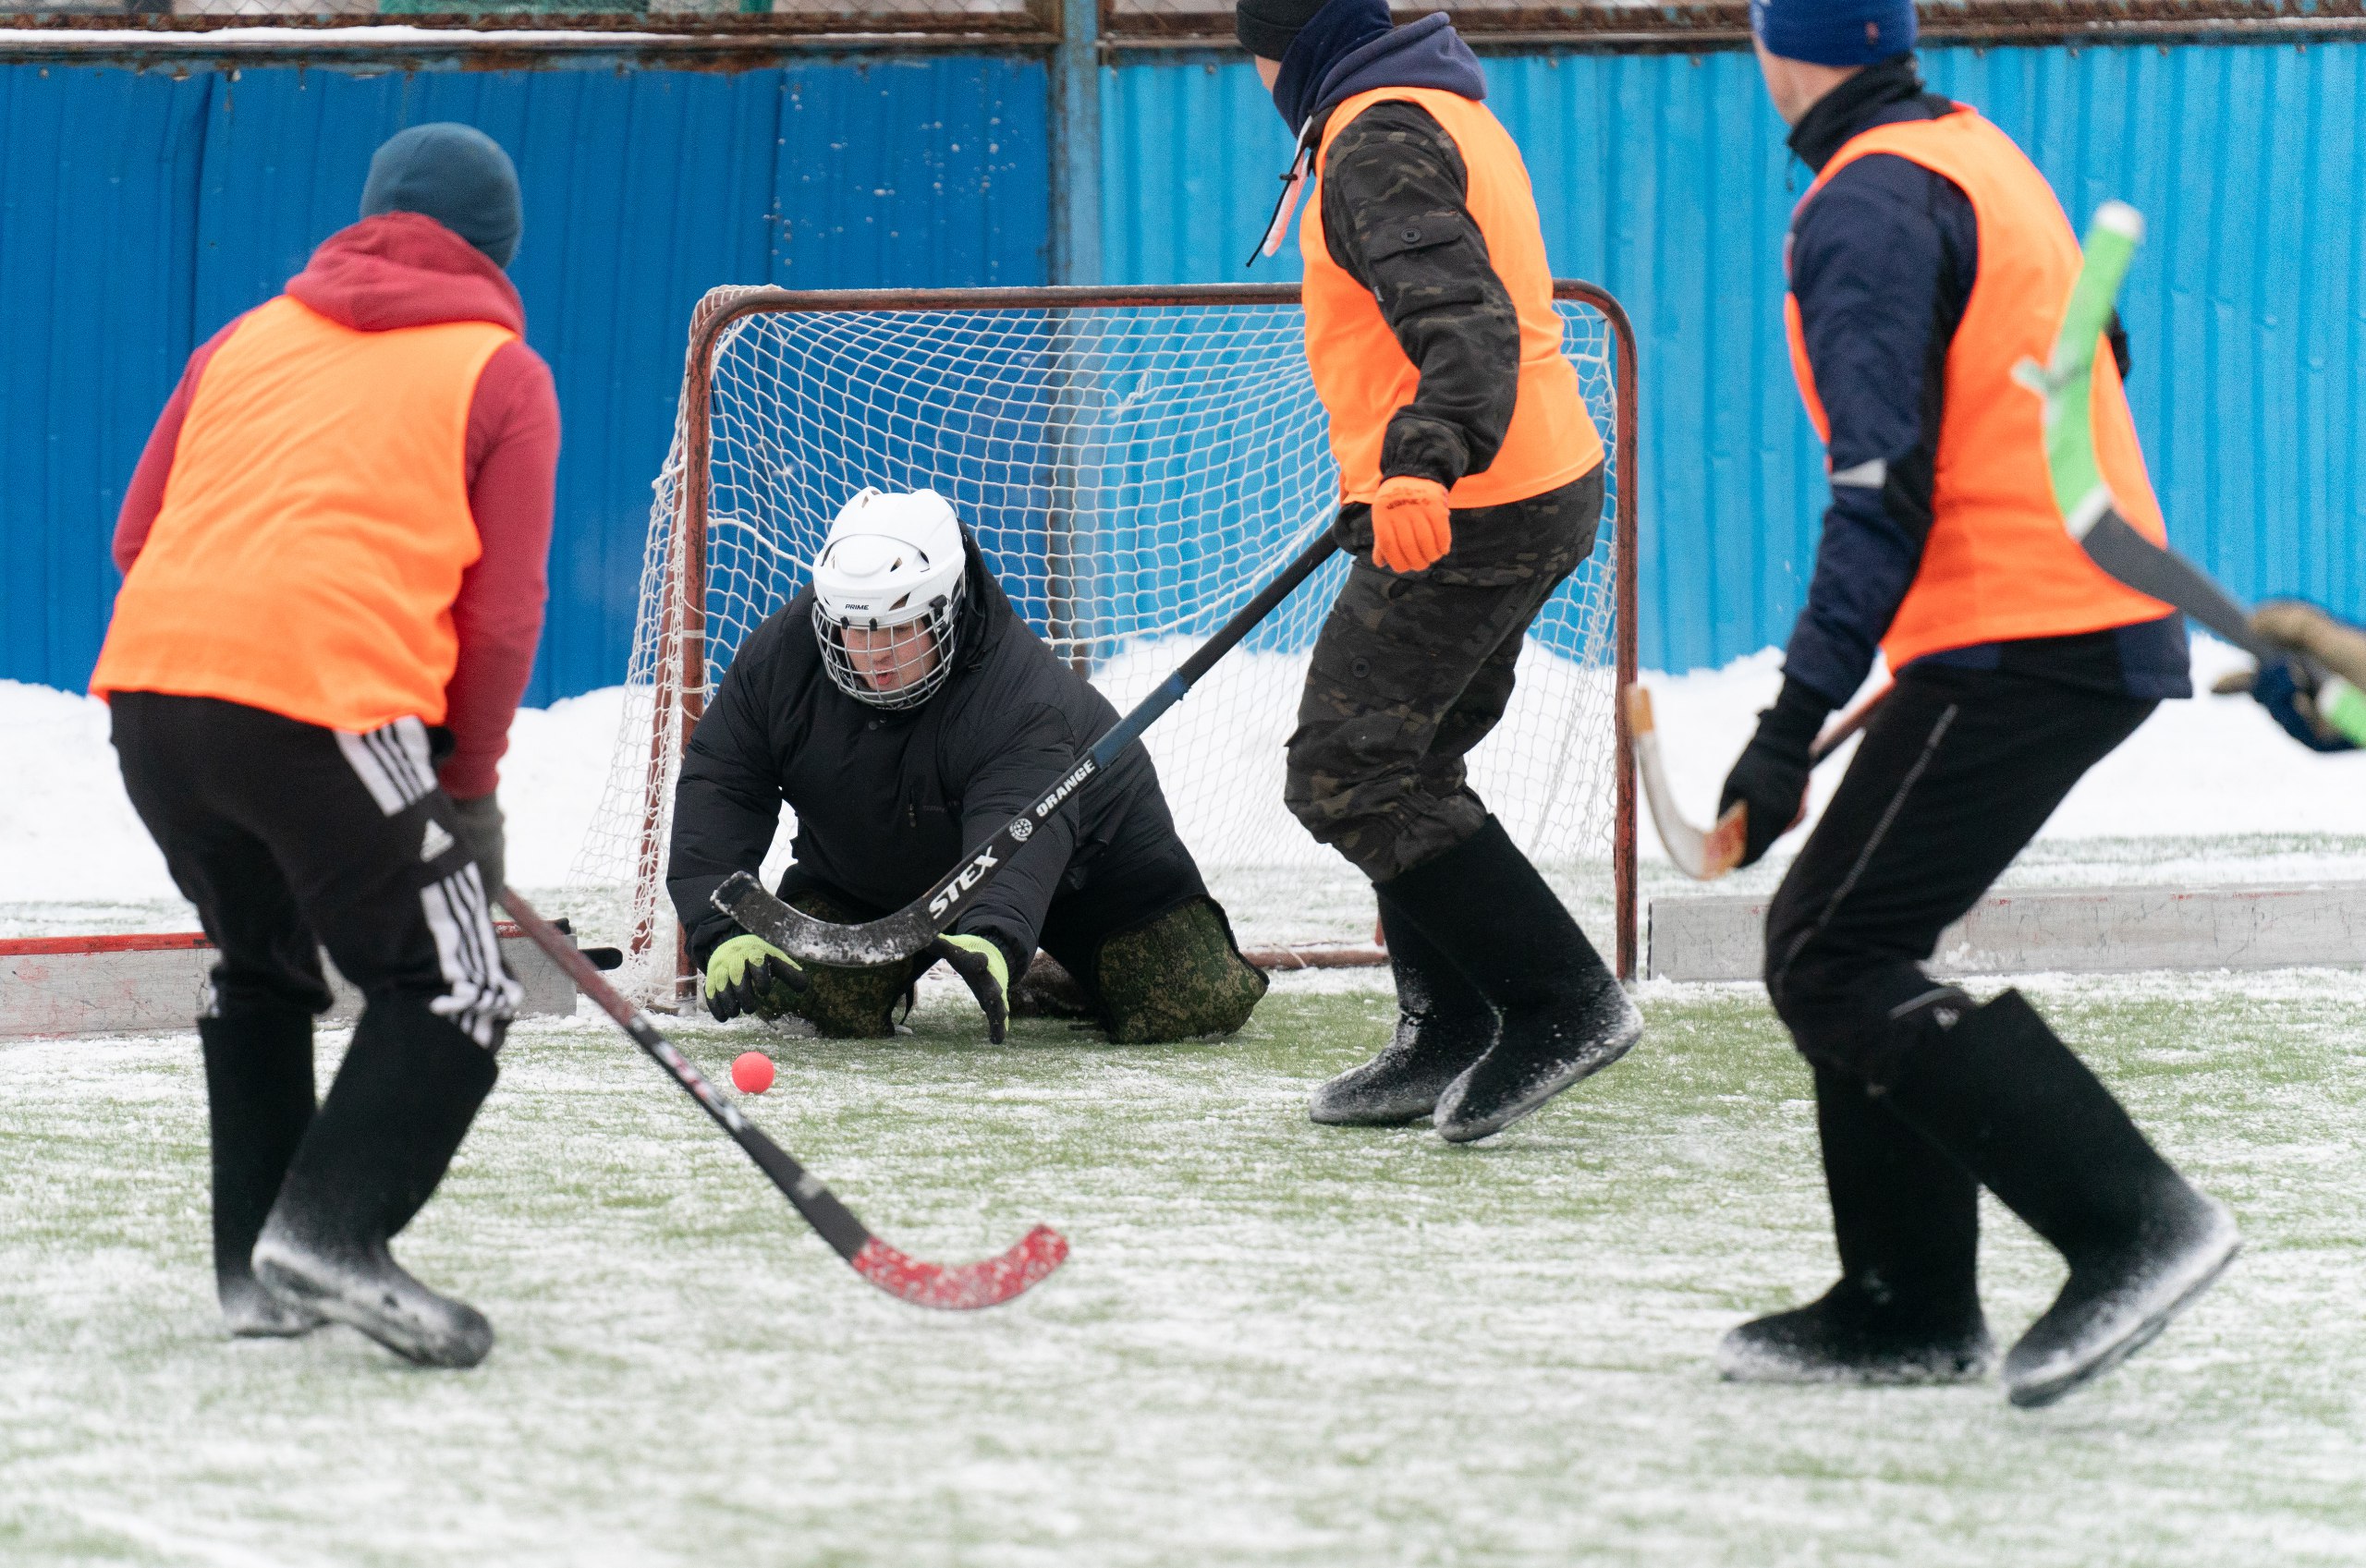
[929,933,1010,1043]
[704,933,807,1023]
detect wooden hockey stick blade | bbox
[1625,686,1746,881]
[499,887,1067,1310]
[1622,679,1887,881]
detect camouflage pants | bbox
[1285,468,1604,883]
[773,880,926,1039]
[774,870,1265,1043]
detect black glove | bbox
[447,791,507,899]
[1717,677,1831,869]
[927,933,1011,1044]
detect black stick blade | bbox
[715,871,940,966]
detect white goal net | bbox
[579,283,1637,1004]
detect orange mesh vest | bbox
[92,295,513,732]
[1300,86,1603,508]
[1785,106,2171,668]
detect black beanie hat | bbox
[360,123,523,270]
[1236,0,1331,60]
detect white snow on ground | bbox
[1638,635,2366,847]
[7,635,2364,940]
[0,683,622,925]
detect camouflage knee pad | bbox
[781,888,920,1039]
[1092,896,1269,1044]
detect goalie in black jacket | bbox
[667,487,1268,1043]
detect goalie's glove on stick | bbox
[1718,677,1830,869]
[1371,475,1453,575]
[929,933,1010,1043]
[705,933,809,1023]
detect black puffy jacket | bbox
[666,536,1197,977]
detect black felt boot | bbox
[252,993,501,1369]
[1380,817,1640,1143]
[1882,990,2238,1408]
[1720,1064,1993,1384]
[1309,884,1497,1125]
[200,999,327,1338]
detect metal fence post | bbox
[1051,0,1103,285]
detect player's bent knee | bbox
[774,882,916,1038]
[794,964,914,1038]
[1092,896,1270,1044]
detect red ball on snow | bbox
[731,1051,775,1095]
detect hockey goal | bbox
[579,283,1639,1004]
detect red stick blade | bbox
[850,1224,1069,1310]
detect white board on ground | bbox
[1649,882,2366,982]
[0,927,581,1039]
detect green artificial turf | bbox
[3,971,2362,1565]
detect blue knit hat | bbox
[1750,0,1916,67]
[360,124,523,269]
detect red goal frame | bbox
[633,281,1640,988]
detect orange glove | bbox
[1370,475,1452,575]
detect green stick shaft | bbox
[2042,201,2366,748]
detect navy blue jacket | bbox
[1779,57,2189,711]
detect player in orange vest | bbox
[1716,0,2237,1406]
[92,125,559,1368]
[1238,0,1641,1143]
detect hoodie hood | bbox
[286,211,527,336]
[1272,2,1486,132]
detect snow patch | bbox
[6,632,2360,935]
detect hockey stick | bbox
[716,529,1346,965]
[499,887,1067,1310]
[2028,201,2366,745]
[1624,680,1888,881]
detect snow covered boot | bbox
[252,993,500,1369]
[1719,1064,1992,1384]
[201,999,327,1338]
[1882,990,2238,1408]
[1309,884,1496,1125]
[1382,816,1641,1143]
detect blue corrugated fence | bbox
[1104,43,2366,673]
[0,57,1046,704]
[0,41,2354,696]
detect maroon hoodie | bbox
[115,211,560,801]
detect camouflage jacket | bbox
[1317,100,1521,493]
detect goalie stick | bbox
[2028,201,2366,746]
[1624,680,1887,881]
[716,528,1345,965]
[500,887,1067,1310]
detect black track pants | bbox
[1285,468,1604,883]
[111,692,519,1046]
[1763,669,2153,1087]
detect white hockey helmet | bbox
[809,487,970,711]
